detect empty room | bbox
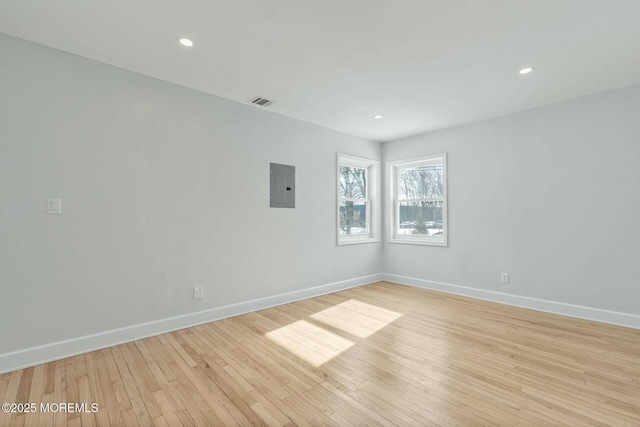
[1,1,639,426]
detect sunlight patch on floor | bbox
[311,299,403,338]
[266,320,354,367]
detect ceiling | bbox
[1,1,640,142]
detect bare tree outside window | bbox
[397,164,444,235]
[338,166,368,235]
[390,153,447,246]
[337,154,379,245]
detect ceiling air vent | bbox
[248,96,274,107]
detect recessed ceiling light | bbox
[177,37,194,47]
[519,66,534,75]
[374,115,382,119]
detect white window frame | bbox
[388,152,448,246]
[337,153,380,245]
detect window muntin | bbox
[337,154,379,245]
[389,154,447,246]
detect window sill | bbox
[337,237,380,246]
[388,237,447,247]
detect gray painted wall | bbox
[383,84,640,315]
[2,30,639,363]
[0,34,382,355]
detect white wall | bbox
[3,30,639,373]
[0,33,382,359]
[383,84,640,317]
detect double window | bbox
[337,154,379,245]
[388,153,448,246]
[336,152,446,246]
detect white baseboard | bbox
[0,273,383,374]
[384,273,640,330]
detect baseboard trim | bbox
[0,273,383,374]
[383,273,640,330]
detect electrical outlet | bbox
[193,286,203,299]
[501,273,510,283]
[46,197,62,215]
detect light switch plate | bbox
[46,198,62,215]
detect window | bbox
[389,153,447,246]
[337,154,379,245]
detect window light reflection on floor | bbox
[311,299,403,338]
[266,300,403,366]
[265,320,354,367]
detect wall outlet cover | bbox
[46,198,62,215]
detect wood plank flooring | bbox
[1,281,639,426]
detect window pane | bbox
[339,166,367,199]
[397,201,443,236]
[339,201,368,235]
[398,164,443,200]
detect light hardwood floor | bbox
[1,281,639,426]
